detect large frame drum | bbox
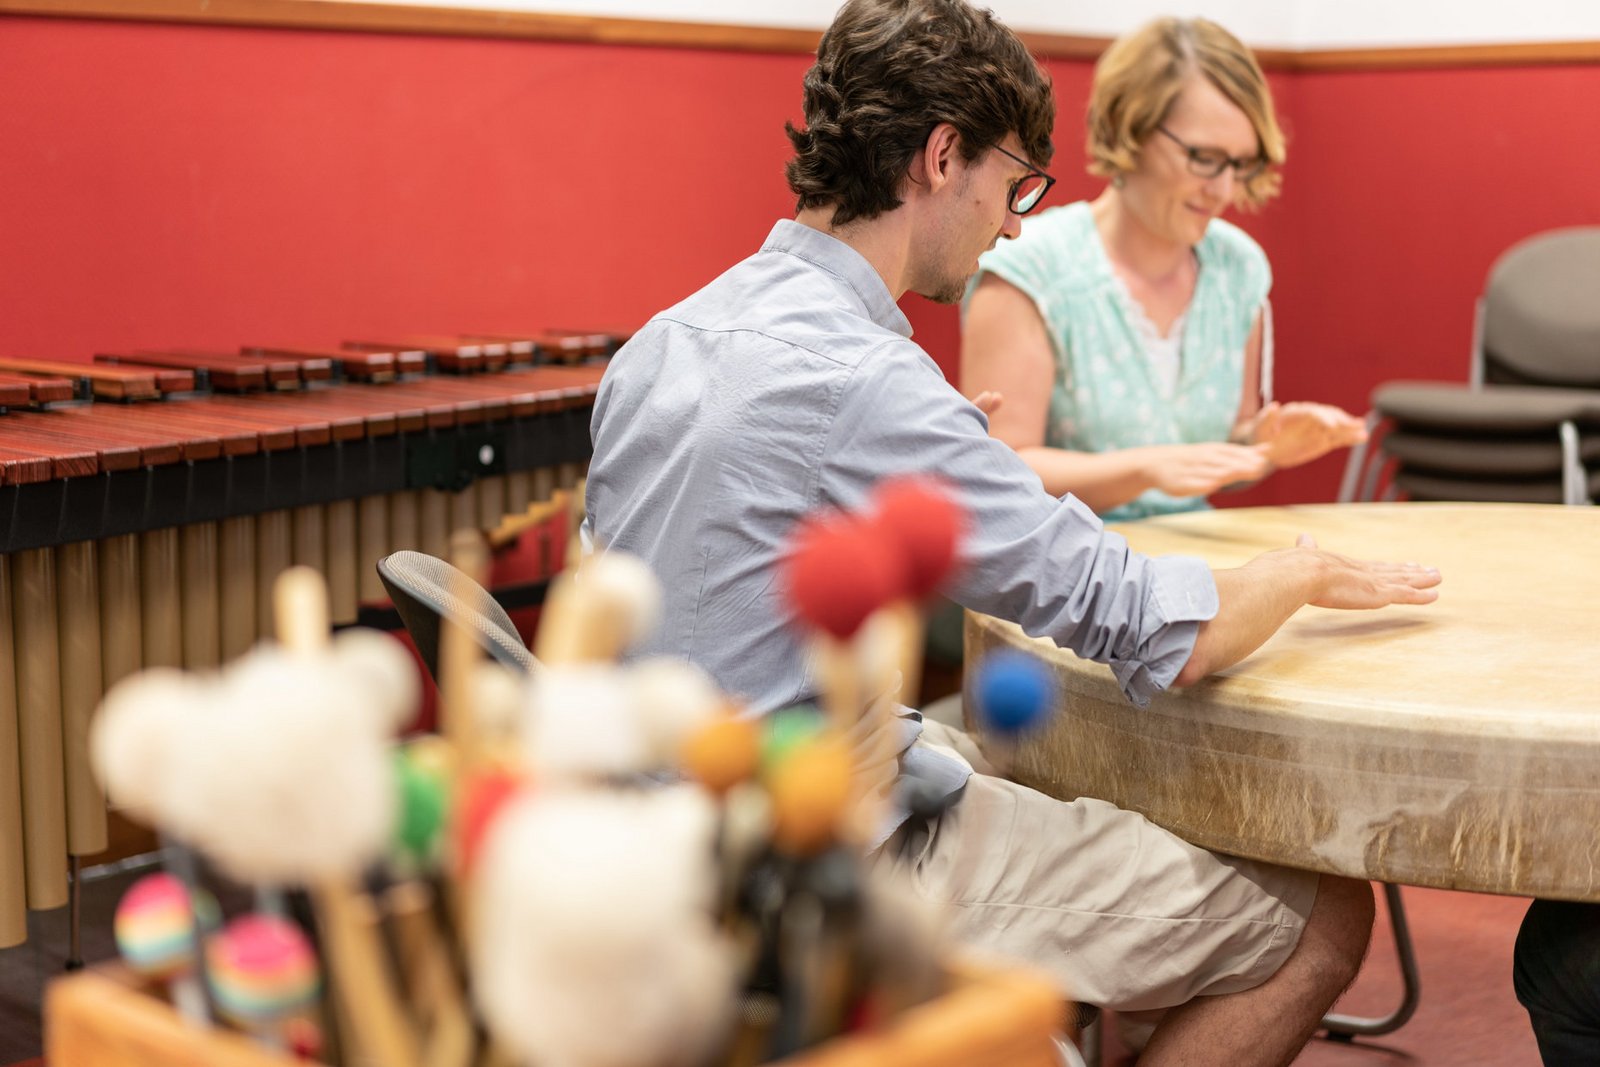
[966,503,1600,902]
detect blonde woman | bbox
[963,17,1365,520]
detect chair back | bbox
[1481,226,1600,388]
[377,550,539,682]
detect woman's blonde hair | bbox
[1086,17,1284,209]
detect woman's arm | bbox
[1230,311,1269,442]
[962,273,1269,511]
[960,274,1054,454]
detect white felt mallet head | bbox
[471,787,735,1067]
[578,551,662,651]
[521,665,649,781]
[465,660,525,744]
[537,550,662,665]
[90,668,211,827]
[159,645,399,886]
[330,627,422,734]
[627,657,725,767]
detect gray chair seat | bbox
[1394,468,1600,505]
[1372,382,1600,434]
[1381,428,1600,477]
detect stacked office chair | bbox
[376,549,539,682]
[1340,226,1600,506]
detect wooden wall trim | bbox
[3,0,1599,69]
[1290,39,1600,71]
[0,0,825,53]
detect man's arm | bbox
[1175,534,1441,686]
[821,344,1217,708]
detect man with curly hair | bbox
[584,2,1440,1062]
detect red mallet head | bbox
[781,516,904,640]
[868,476,966,601]
[453,769,527,881]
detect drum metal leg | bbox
[1322,883,1420,1038]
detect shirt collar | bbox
[760,219,914,339]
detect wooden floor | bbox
[2,881,1542,1066]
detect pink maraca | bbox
[206,913,322,1035]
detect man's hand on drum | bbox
[1179,534,1441,685]
[1247,401,1368,469]
[1291,532,1442,609]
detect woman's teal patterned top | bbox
[969,200,1271,521]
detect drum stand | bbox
[63,850,166,972]
[66,857,82,971]
[1322,884,1421,1038]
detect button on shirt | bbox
[584,219,1220,841]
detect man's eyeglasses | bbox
[1156,126,1267,182]
[991,143,1056,216]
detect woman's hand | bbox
[1249,402,1368,469]
[970,390,1005,418]
[1142,442,1273,498]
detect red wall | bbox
[3,16,1598,505]
[0,17,807,358]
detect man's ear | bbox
[907,122,963,195]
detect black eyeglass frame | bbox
[1155,126,1268,182]
[990,143,1057,216]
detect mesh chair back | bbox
[1482,226,1600,387]
[377,550,539,682]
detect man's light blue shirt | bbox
[584,219,1219,839]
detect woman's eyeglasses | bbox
[1156,126,1267,182]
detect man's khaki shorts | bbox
[882,719,1320,1012]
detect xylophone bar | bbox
[0,357,191,400]
[0,371,598,553]
[99,351,274,392]
[245,344,422,382]
[0,371,78,408]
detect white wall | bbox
[375,0,1600,49]
[1287,0,1600,49]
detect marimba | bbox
[0,333,622,947]
[966,503,1600,902]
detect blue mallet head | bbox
[973,651,1057,737]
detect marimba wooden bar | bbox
[0,334,618,947]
